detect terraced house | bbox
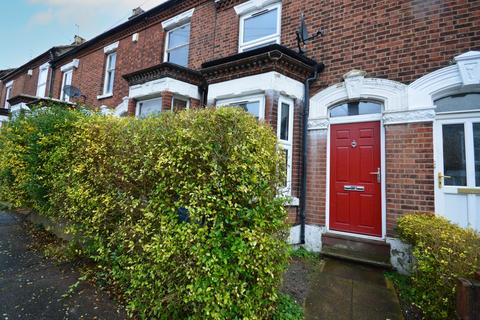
[1,0,479,269]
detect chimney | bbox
[129,7,145,20]
[73,35,86,45]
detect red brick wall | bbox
[305,129,327,226]
[385,122,435,236]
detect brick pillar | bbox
[127,98,137,116]
[162,91,173,112]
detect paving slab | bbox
[0,211,126,320]
[305,258,402,320]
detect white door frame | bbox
[434,111,480,230]
[324,113,386,240]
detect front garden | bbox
[0,103,300,319]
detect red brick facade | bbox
[385,123,435,235]
[1,0,479,242]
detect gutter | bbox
[299,63,325,244]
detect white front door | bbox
[434,114,480,231]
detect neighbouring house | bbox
[0,36,85,118]
[1,0,479,271]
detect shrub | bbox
[0,103,291,319]
[397,213,480,319]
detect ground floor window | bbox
[277,96,294,195]
[216,94,265,120]
[171,95,189,112]
[137,97,162,118]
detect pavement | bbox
[0,211,126,320]
[304,258,403,320]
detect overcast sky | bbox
[0,0,167,70]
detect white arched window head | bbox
[309,70,408,129]
[409,51,480,109]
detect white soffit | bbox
[207,71,304,103]
[161,8,195,30]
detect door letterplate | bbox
[344,185,365,192]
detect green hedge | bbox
[397,213,480,319]
[0,103,291,319]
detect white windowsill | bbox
[97,93,113,100]
[285,197,299,207]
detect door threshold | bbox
[327,229,384,242]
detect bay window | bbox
[277,96,294,195]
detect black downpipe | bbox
[299,63,324,244]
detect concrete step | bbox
[321,232,392,269]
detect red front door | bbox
[329,121,382,237]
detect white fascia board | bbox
[104,41,119,54]
[60,59,80,72]
[129,77,200,100]
[234,0,281,16]
[161,8,195,30]
[207,71,304,103]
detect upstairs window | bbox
[36,63,49,98]
[60,70,73,102]
[4,82,13,109]
[165,23,190,67]
[238,2,281,52]
[103,51,117,96]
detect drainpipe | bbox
[47,49,55,98]
[299,63,324,244]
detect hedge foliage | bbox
[397,213,480,319]
[0,103,291,319]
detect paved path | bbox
[0,211,126,320]
[304,258,403,320]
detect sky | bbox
[0,0,168,70]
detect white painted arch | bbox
[309,51,480,128]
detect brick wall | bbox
[305,129,327,226]
[385,122,435,236]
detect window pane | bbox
[435,93,480,113]
[168,24,190,48]
[243,8,277,43]
[238,101,260,119]
[280,102,289,141]
[108,52,116,70]
[106,71,114,94]
[282,148,288,188]
[443,124,467,186]
[172,98,188,111]
[168,46,189,66]
[358,101,382,115]
[330,101,381,117]
[474,123,480,187]
[139,98,162,117]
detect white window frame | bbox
[36,62,49,98]
[4,81,13,109]
[101,51,117,97]
[136,96,163,118]
[238,2,282,53]
[163,22,191,66]
[171,95,190,111]
[277,96,294,196]
[216,94,266,120]
[60,69,73,102]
